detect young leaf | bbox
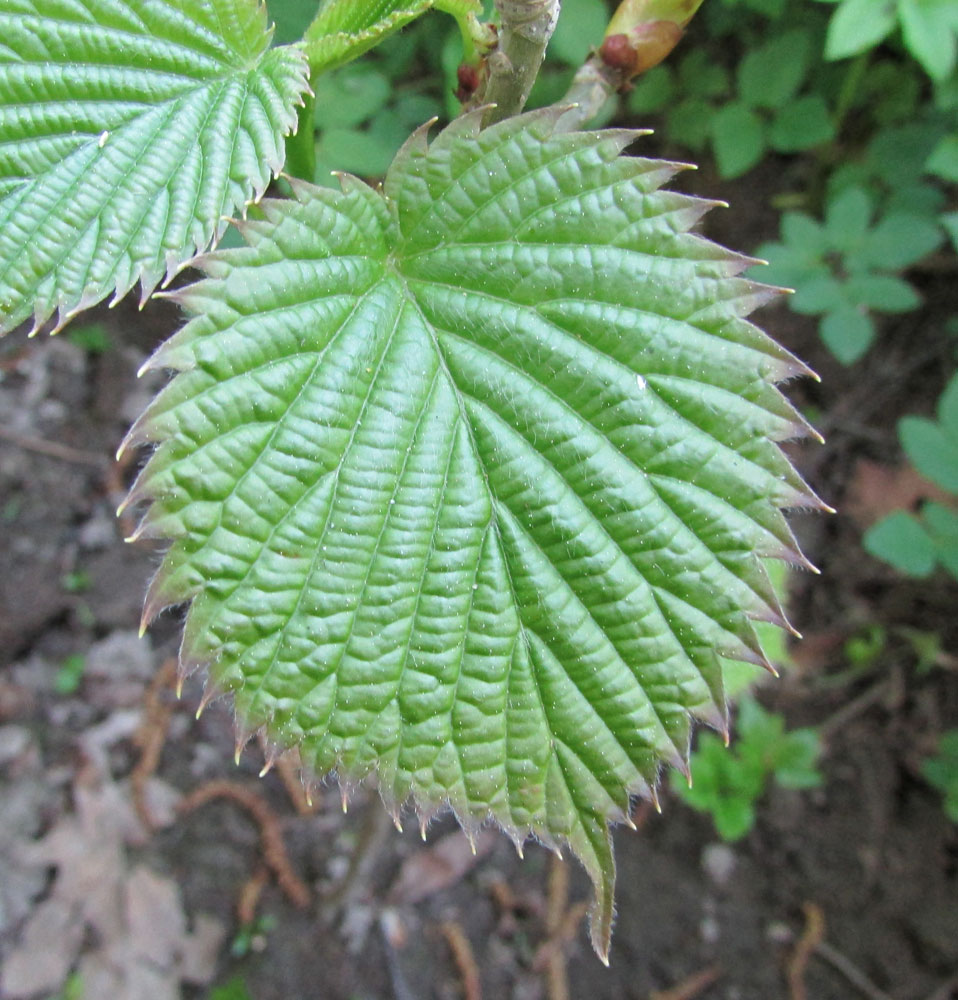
[736,28,811,111]
[864,511,937,577]
[820,304,875,364]
[303,0,480,74]
[711,102,766,178]
[824,0,897,61]
[128,109,816,960]
[0,0,310,336]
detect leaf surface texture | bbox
[0,0,310,333]
[131,109,814,957]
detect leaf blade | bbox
[131,111,814,959]
[0,0,310,334]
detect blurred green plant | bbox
[629,27,835,177]
[817,0,958,80]
[864,372,958,578]
[209,977,255,1000]
[54,654,86,696]
[49,973,84,1000]
[675,698,823,840]
[66,322,111,355]
[922,729,958,822]
[753,185,942,363]
[230,915,277,959]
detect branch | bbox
[557,0,705,132]
[482,0,561,124]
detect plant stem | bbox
[482,0,561,124]
[556,56,623,131]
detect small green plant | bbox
[49,973,84,1000]
[865,372,958,578]
[922,729,958,822]
[209,976,255,1000]
[66,322,111,355]
[53,654,87,696]
[754,184,942,363]
[818,0,958,81]
[230,914,277,959]
[629,27,835,177]
[676,697,823,840]
[60,571,92,595]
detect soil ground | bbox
[1,146,956,1000]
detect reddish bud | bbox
[455,63,481,102]
[599,33,639,74]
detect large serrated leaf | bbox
[127,108,818,959]
[0,0,310,334]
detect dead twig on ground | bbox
[441,920,482,1000]
[130,657,178,829]
[178,779,311,908]
[532,855,589,1000]
[788,902,826,1000]
[813,941,895,1000]
[651,965,722,1000]
[0,425,106,467]
[782,904,895,1000]
[237,864,271,927]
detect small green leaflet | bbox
[127,108,818,959]
[0,0,310,335]
[303,0,481,74]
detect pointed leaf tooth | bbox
[234,726,254,766]
[195,680,222,720]
[694,699,731,743]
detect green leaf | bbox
[825,0,897,60]
[313,67,392,129]
[859,213,944,270]
[315,126,400,178]
[900,415,958,492]
[864,511,937,576]
[549,0,610,67]
[844,273,920,312]
[824,186,872,253]
[768,94,836,153]
[711,102,766,178]
[898,0,958,80]
[791,274,847,315]
[678,50,731,100]
[923,502,958,580]
[867,122,945,187]
[927,134,958,182]
[781,214,829,257]
[0,0,310,336]
[127,110,813,960]
[267,0,320,45]
[667,98,715,151]
[737,29,812,110]
[303,0,467,73]
[628,66,677,115]
[820,305,875,363]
